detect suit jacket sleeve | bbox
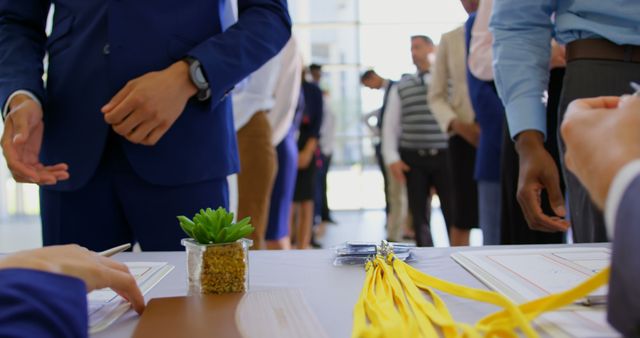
[188,0,291,107]
[428,32,457,133]
[0,0,50,111]
[608,174,640,337]
[0,268,88,338]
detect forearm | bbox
[0,269,88,338]
[188,0,291,105]
[0,2,50,111]
[491,0,554,139]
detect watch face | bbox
[194,67,206,85]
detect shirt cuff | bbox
[504,96,547,140]
[3,90,41,118]
[605,159,640,240]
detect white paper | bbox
[88,262,174,334]
[451,247,618,337]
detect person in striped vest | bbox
[381,35,458,247]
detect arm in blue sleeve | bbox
[0,269,88,338]
[490,0,555,139]
[0,0,50,112]
[188,0,291,106]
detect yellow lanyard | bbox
[352,252,610,338]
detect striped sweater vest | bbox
[396,75,448,150]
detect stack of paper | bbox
[452,247,617,337]
[88,262,174,333]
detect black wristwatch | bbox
[183,56,211,101]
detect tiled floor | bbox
[0,209,482,253]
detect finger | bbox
[102,83,134,114]
[126,120,157,145]
[569,96,620,111]
[531,213,570,232]
[518,185,569,232]
[142,127,166,146]
[112,110,146,137]
[104,268,145,314]
[104,95,138,125]
[543,170,566,218]
[97,255,132,274]
[6,158,40,183]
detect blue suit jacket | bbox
[0,269,88,338]
[608,174,640,337]
[0,0,291,191]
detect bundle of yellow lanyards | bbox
[352,246,609,338]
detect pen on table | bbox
[631,81,640,96]
[98,243,132,257]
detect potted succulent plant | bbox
[178,207,254,295]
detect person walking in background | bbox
[382,35,456,247]
[463,7,503,245]
[234,37,302,250]
[361,70,410,243]
[428,0,479,246]
[0,0,291,251]
[291,69,323,249]
[491,0,640,243]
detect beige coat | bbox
[428,25,476,134]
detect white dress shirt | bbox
[605,159,640,239]
[381,73,430,165]
[232,37,301,146]
[468,0,494,81]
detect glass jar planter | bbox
[181,238,253,295]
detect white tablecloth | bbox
[93,243,609,338]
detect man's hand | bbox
[0,244,145,314]
[0,95,69,185]
[550,40,566,70]
[515,131,569,232]
[298,151,313,169]
[450,119,480,147]
[102,61,198,146]
[389,160,410,184]
[561,96,640,209]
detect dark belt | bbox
[566,39,640,63]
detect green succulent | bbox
[177,207,254,245]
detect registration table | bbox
[93,243,609,338]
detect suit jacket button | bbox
[103,43,111,55]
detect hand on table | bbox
[0,244,145,314]
[102,61,198,146]
[561,95,640,209]
[515,131,569,233]
[0,94,69,185]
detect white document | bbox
[452,247,618,337]
[88,262,174,334]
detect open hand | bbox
[0,95,69,185]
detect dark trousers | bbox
[374,143,390,216]
[400,149,455,247]
[314,153,332,222]
[449,135,478,230]
[500,68,565,245]
[40,133,229,251]
[557,59,640,243]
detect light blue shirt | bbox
[490,0,640,139]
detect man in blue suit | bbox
[561,95,640,336]
[0,1,291,250]
[0,245,145,338]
